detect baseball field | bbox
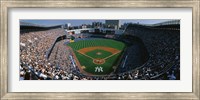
[67,39,126,75]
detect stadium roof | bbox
[130,20,180,27]
[20,21,62,28]
[152,20,180,26]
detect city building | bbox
[92,22,103,28]
[105,20,120,29]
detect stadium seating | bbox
[20,22,180,80]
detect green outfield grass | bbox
[67,39,126,75]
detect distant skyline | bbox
[20,19,175,27]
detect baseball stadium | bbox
[20,20,180,80]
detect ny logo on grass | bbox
[95,66,103,72]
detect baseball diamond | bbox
[67,39,126,75]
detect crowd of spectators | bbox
[20,24,180,80]
[20,28,71,80]
[122,24,180,80]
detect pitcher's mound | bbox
[96,52,102,55]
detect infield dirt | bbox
[77,46,120,54]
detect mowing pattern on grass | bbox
[67,39,126,75]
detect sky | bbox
[20,19,174,27]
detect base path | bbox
[67,46,93,76]
[76,46,121,65]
